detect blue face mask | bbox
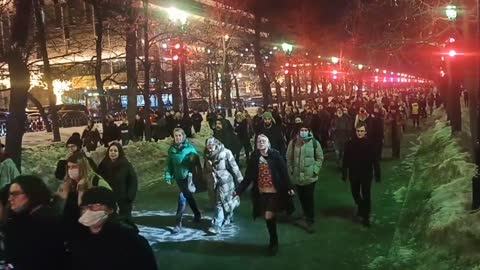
[299,131,309,139]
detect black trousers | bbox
[349,179,372,219]
[412,114,420,127]
[296,182,316,224]
[193,124,201,133]
[176,178,201,225]
[118,201,133,219]
[392,138,401,158]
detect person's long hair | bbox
[66,152,96,188]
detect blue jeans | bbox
[176,178,201,225]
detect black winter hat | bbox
[66,133,82,149]
[81,187,117,210]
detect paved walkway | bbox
[133,131,418,270]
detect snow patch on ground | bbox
[133,210,239,244]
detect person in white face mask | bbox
[235,135,295,256]
[286,125,324,233]
[70,187,157,270]
[56,152,111,246]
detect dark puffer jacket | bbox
[70,218,157,270]
[4,205,67,270]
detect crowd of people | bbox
[0,87,440,269]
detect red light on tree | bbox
[174,43,181,49]
[284,70,289,75]
[173,55,179,61]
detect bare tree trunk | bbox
[286,71,292,105]
[152,44,164,112]
[6,0,34,170]
[34,0,61,142]
[91,2,107,121]
[253,13,271,109]
[172,60,180,111]
[126,0,138,128]
[180,58,189,113]
[234,75,240,106]
[207,65,212,107]
[142,0,151,140]
[310,62,316,95]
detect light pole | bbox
[167,7,189,113]
[282,42,293,106]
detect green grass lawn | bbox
[134,136,415,270]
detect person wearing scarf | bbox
[166,128,202,234]
[235,135,295,256]
[204,138,243,234]
[286,125,324,233]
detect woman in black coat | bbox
[4,175,67,270]
[235,135,295,256]
[98,142,138,219]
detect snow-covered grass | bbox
[21,123,212,191]
[374,115,479,269]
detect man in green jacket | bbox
[166,128,202,234]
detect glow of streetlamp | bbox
[445,5,457,21]
[167,7,189,25]
[358,64,364,70]
[448,49,457,57]
[281,43,293,54]
[331,57,339,64]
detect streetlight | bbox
[281,42,294,105]
[445,5,458,21]
[167,7,189,112]
[167,7,189,25]
[281,42,293,55]
[358,64,364,70]
[331,57,339,64]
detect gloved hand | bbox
[165,172,173,185]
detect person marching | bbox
[287,125,324,233]
[204,137,243,234]
[235,135,295,256]
[342,125,381,227]
[166,128,203,234]
[98,142,138,219]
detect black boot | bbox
[266,218,278,256]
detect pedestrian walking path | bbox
[133,130,419,270]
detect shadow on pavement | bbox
[320,206,356,221]
[153,240,266,257]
